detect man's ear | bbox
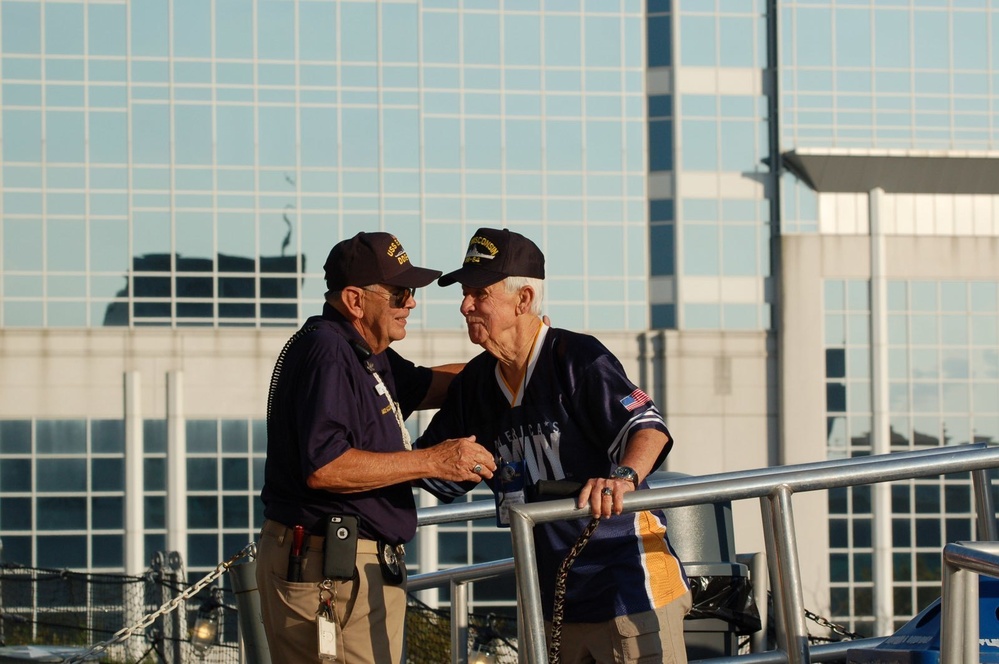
[518,286,535,315]
[340,287,365,318]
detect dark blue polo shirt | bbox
[261,304,432,544]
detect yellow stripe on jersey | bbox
[637,510,689,608]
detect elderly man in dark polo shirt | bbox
[256,231,497,663]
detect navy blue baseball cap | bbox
[438,228,545,288]
[324,232,441,290]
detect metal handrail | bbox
[507,444,999,664]
[941,541,999,664]
[407,559,517,664]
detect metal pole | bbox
[760,495,787,655]
[509,505,547,664]
[451,580,468,664]
[227,559,272,664]
[768,486,809,664]
[736,552,769,653]
[972,468,998,541]
[940,554,966,664]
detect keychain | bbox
[317,580,342,662]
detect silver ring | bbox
[472,463,483,474]
[601,487,614,497]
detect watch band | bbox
[611,465,639,490]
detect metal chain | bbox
[548,518,600,664]
[64,542,257,664]
[804,607,864,641]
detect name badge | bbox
[495,459,526,528]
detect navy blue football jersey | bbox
[416,324,688,622]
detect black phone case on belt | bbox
[323,514,359,581]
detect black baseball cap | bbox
[324,232,441,290]
[438,227,545,288]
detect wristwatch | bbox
[611,465,639,490]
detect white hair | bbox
[503,276,544,316]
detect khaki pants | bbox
[547,591,692,664]
[256,520,406,664]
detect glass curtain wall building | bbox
[3,0,999,633]
[0,0,649,618]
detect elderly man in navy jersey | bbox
[417,227,691,664]
[257,231,496,664]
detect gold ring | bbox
[601,487,613,497]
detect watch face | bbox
[614,466,638,483]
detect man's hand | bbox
[577,477,636,519]
[427,435,497,483]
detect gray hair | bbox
[503,276,544,316]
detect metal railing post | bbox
[972,468,998,541]
[509,504,547,664]
[228,558,271,664]
[767,486,809,664]
[451,580,468,664]
[736,551,769,653]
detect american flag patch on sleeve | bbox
[619,389,650,412]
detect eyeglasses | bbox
[362,286,415,308]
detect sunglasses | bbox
[363,286,415,308]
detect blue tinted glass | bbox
[187,420,217,453]
[586,16,621,66]
[2,2,40,54]
[681,16,715,66]
[913,11,948,69]
[36,420,86,454]
[0,458,31,492]
[37,535,86,568]
[647,16,672,67]
[681,120,718,170]
[545,121,582,170]
[187,458,218,491]
[683,224,720,276]
[87,4,127,57]
[216,0,253,58]
[37,458,86,492]
[93,458,124,491]
[649,120,673,171]
[875,10,911,68]
[188,496,218,528]
[651,303,675,329]
[953,11,988,69]
[504,14,540,65]
[466,119,501,170]
[92,496,123,530]
[545,15,581,66]
[836,9,871,67]
[91,420,124,454]
[649,224,674,276]
[423,12,459,63]
[686,303,721,329]
[719,16,754,67]
[45,2,84,55]
[381,4,416,61]
[1,498,32,530]
[341,2,376,62]
[257,0,292,60]
[167,108,215,158]
[342,108,379,168]
[587,121,622,171]
[173,0,211,57]
[465,12,500,64]
[797,8,832,66]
